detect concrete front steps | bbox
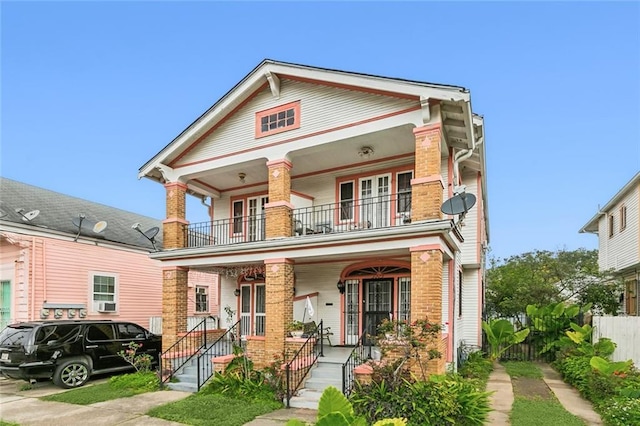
[288,359,343,409]
[164,342,231,392]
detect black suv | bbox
[0,320,162,388]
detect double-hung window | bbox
[396,171,413,214]
[339,181,354,221]
[92,273,116,309]
[195,286,208,313]
[232,200,244,234]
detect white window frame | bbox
[90,272,118,313]
[195,286,208,313]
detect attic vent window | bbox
[255,101,300,138]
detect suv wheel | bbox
[53,359,90,388]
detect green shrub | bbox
[350,373,490,425]
[109,371,159,393]
[458,351,493,383]
[598,396,640,426]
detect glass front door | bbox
[248,196,268,242]
[345,280,360,345]
[363,279,393,344]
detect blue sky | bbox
[2,2,639,262]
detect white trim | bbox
[89,271,119,314]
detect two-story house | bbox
[580,172,640,316]
[139,60,489,375]
[0,177,218,329]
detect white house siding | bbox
[441,262,449,333]
[219,275,239,328]
[177,79,418,166]
[599,186,639,271]
[459,172,479,266]
[460,268,481,347]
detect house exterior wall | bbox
[177,79,417,166]
[0,233,162,329]
[596,183,639,271]
[459,171,480,266]
[187,270,219,318]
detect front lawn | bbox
[147,393,282,426]
[41,371,159,405]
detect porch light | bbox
[336,280,345,294]
[234,288,241,297]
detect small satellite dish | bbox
[93,221,108,233]
[132,223,160,251]
[15,208,40,222]
[441,192,477,216]
[144,227,160,240]
[72,214,107,241]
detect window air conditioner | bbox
[98,302,117,312]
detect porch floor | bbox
[319,345,360,363]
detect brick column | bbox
[163,182,188,249]
[263,258,295,365]
[410,245,445,374]
[162,266,189,352]
[411,125,444,221]
[265,159,293,239]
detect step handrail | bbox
[341,333,371,395]
[285,320,323,408]
[159,315,216,386]
[195,319,241,391]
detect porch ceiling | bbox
[188,124,420,196]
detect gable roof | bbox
[579,171,640,233]
[138,59,474,181]
[0,177,162,250]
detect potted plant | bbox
[288,320,305,338]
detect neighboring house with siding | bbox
[139,60,489,375]
[580,172,640,316]
[0,177,219,329]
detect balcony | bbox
[184,195,412,249]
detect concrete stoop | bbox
[287,360,343,409]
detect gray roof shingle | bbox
[0,177,162,251]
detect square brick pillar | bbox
[163,182,188,249]
[410,245,445,374]
[263,259,295,365]
[265,159,293,239]
[411,125,444,221]
[162,266,189,352]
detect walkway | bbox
[485,362,603,426]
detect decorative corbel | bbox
[420,96,431,124]
[265,71,280,99]
[155,164,181,185]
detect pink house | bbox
[0,177,218,330]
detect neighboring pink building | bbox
[0,177,218,330]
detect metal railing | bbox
[194,320,241,391]
[285,320,324,408]
[184,196,412,248]
[159,316,215,386]
[342,333,371,395]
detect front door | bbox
[248,196,268,242]
[240,285,251,337]
[360,175,390,228]
[363,279,393,344]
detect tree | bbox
[485,248,620,317]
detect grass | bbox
[40,371,159,405]
[0,422,20,426]
[503,361,543,379]
[147,393,282,426]
[510,397,585,426]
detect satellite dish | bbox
[132,223,160,251]
[16,208,40,222]
[441,192,476,216]
[72,214,107,241]
[93,221,108,233]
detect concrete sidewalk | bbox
[0,377,189,426]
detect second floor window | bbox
[397,171,413,214]
[255,101,300,138]
[620,205,627,231]
[608,214,614,238]
[340,181,354,220]
[233,200,244,234]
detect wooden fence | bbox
[148,316,219,335]
[592,315,640,367]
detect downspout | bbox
[200,195,212,220]
[451,100,479,194]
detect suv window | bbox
[0,326,32,346]
[35,325,82,345]
[86,324,115,341]
[117,323,146,340]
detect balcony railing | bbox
[184,195,411,248]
